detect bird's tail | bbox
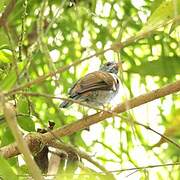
[59,101,72,108]
[59,94,80,108]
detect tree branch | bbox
[0,80,180,159]
[43,80,180,142]
[13,88,180,150]
[108,162,180,173]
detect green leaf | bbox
[1,127,14,146]
[127,57,180,76]
[73,132,86,147]
[0,0,10,13]
[139,0,180,34]
[0,156,18,180]
[0,29,9,48]
[17,98,29,114]
[150,0,164,13]
[0,49,13,63]
[0,69,17,91]
[17,116,35,132]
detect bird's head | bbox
[100,61,122,74]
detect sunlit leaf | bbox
[139,0,180,33]
[150,0,164,13]
[0,49,13,63]
[0,156,18,180]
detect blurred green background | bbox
[0,0,180,179]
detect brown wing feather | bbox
[69,71,115,97]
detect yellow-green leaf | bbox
[0,49,13,63]
[0,70,17,91]
[139,0,180,34]
[0,156,18,180]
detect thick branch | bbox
[0,142,19,158]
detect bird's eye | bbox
[106,62,112,66]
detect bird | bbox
[59,61,120,108]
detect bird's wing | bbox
[69,71,118,97]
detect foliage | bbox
[0,0,180,179]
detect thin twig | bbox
[108,162,180,173]
[9,162,180,176]
[95,141,120,159]
[37,0,60,88]
[18,0,27,62]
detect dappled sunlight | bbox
[0,0,179,179]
